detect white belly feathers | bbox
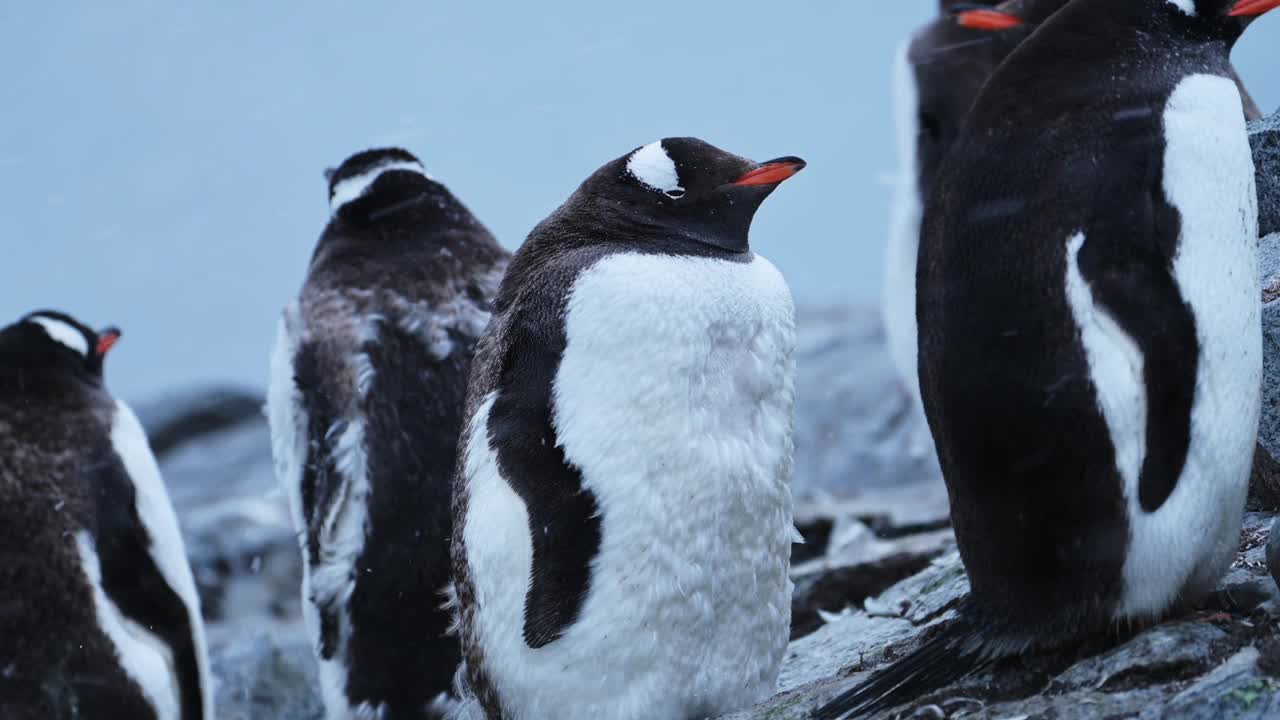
[1066,73,1259,621]
[462,251,798,720]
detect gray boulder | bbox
[733,514,1280,719]
[1254,233,1280,509]
[1251,111,1280,238]
[139,386,302,623]
[792,306,944,501]
[208,619,323,720]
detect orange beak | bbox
[731,157,807,187]
[956,8,1026,30]
[96,327,121,356]
[1230,0,1280,15]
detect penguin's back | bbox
[0,390,202,720]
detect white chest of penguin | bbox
[465,251,798,720]
[1068,73,1261,620]
[1119,73,1260,615]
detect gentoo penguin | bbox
[0,311,211,720]
[880,0,1263,408]
[451,138,805,720]
[882,0,1034,407]
[267,147,509,719]
[818,0,1275,717]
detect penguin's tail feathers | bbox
[811,608,1030,720]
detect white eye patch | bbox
[330,159,429,211]
[626,141,685,195]
[1166,0,1195,15]
[30,316,90,356]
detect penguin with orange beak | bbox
[820,0,1277,717]
[0,311,211,720]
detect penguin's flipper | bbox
[1075,181,1198,513]
[484,302,604,649]
[88,442,208,720]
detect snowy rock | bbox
[731,513,1280,719]
[791,306,944,501]
[208,619,323,720]
[144,386,301,622]
[135,386,263,456]
[1251,111,1280,238]
[790,517,952,639]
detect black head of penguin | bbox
[970,0,1276,47]
[954,0,1267,118]
[0,310,120,382]
[324,147,463,226]
[906,0,1074,200]
[560,137,805,254]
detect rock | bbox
[1251,112,1280,238]
[1249,443,1280,511]
[1253,234,1280,510]
[791,306,945,501]
[1268,518,1280,596]
[1049,622,1225,693]
[1154,648,1280,720]
[728,514,1280,719]
[208,619,323,720]
[135,386,265,457]
[150,387,300,622]
[790,518,953,639]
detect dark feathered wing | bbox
[482,295,604,649]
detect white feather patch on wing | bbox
[76,531,182,720]
[109,400,213,719]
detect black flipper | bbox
[485,288,603,649]
[89,443,205,720]
[1076,166,1197,513]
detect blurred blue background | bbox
[2,2,1277,400]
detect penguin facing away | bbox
[266,148,510,719]
[452,138,805,720]
[817,0,1275,717]
[881,0,1263,408]
[0,311,211,720]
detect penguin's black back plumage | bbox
[271,148,509,718]
[0,313,207,720]
[818,1,1267,717]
